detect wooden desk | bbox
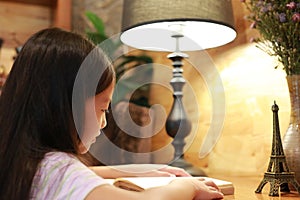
[211,175,300,200]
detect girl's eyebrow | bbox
[103,97,112,104]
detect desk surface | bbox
[211,175,300,200]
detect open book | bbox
[106,176,234,195]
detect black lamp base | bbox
[171,156,207,177]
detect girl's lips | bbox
[91,131,101,143]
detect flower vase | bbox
[282,75,300,186]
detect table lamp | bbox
[120,0,236,175]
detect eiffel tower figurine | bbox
[255,101,300,196]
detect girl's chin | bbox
[84,139,96,149]
[78,136,98,154]
[79,146,89,154]
[78,142,91,154]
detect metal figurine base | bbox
[165,36,206,177]
[255,102,300,196]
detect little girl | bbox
[0,28,223,200]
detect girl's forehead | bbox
[94,82,114,104]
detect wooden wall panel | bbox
[0,0,56,7]
[0,0,71,71]
[52,0,72,30]
[0,1,52,48]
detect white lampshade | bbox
[120,0,237,52]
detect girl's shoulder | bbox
[31,151,107,200]
[43,151,78,162]
[39,151,81,171]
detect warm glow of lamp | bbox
[120,0,237,176]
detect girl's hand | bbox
[156,165,192,177]
[90,164,191,178]
[115,164,192,177]
[193,179,224,200]
[170,179,224,200]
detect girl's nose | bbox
[99,115,107,129]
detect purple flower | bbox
[259,2,273,13]
[242,0,300,75]
[256,1,263,7]
[261,6,268,13]
[286,2,297,10]
[278,13,287,22]
[266,3,273,11]
[292,13,300,22]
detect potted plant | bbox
[85,11,153,106]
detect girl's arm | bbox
[89,164,191,178]
[86,178,224,200]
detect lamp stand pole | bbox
[165,34,206,176]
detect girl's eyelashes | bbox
[99,104,110,114]
[102,109,110,114]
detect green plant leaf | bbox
[86,31,107,44]
[85,11,106,36]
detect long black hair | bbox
[0,27,115,200]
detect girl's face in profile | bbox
[79,82,114,154]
